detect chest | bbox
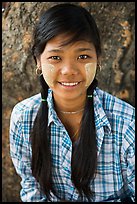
[50,128,125,201]
[57,113,82,142]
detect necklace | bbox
[72,128,79,139]
[59,108,84,114]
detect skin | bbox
[85,62,97,87]
[37,34,98,140]
[41,62,97,88]
[41,63,56,88]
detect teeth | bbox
[61,82,79,86]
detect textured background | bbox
[2,2,135,202]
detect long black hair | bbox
[31,3,101,201]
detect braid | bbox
[31,74,52,200]
[87,78,98,96]
[39,74,49,100]
[71,78,98,201]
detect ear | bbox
[36,58,42,69]
[96,56,102,71]
[97,56,102,65]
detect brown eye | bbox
[50,56,61,60]
[78,55,89,60]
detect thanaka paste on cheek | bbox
[85,63,97,87]
[41,63,56,88]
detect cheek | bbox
[85,63,97,87]
[41,63,56,87]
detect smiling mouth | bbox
[59,82,80,87]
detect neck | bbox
[53,93,87,114]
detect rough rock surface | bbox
[2,2,135,202]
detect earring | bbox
[36,66,42,75]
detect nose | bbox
[60,61,79,75]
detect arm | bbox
[122,120,135,201]
[9,105,47,202]
[104,120,135,203]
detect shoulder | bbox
[94,87,135,122]
[94,88,135,150]
[10,93,41,123]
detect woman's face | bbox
[37,34,97,101]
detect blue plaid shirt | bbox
[9,87,135,202]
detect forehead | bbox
[45,34,96,51]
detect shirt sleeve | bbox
[122,120,135,201]
[9,105,47,202]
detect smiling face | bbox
[37,34,97,103]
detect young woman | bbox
[9,4,135,202]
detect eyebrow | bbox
[47,49,63,53]
[47,48,94,53]
[76,48,94,52]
